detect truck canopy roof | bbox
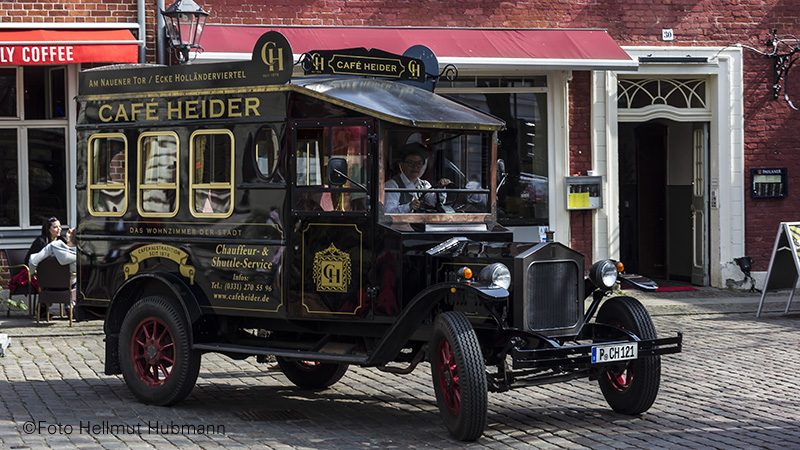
[292,77,504,131]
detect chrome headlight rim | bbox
[589,259,619,290]
[479,262,511,289]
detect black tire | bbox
[595,296,661,415]
[430,311,488,441]
[275,357,348,389]
[119,296,201,406]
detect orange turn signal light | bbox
[615,261,625,273]
[458,267,473,280]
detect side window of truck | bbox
[254,125,282,181]
[138,132,179,217]
[295,125,368,212]
[87,133,127,217]
[190,130,234,217]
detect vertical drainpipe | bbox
[138,0,146,63]
[156,0,166,65]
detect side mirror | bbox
[497,159,506,177]
[327,157,348,186]
[496,159,508,193]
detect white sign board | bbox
[756,222,800,316]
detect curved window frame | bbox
[253,124,283,182]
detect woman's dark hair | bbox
[40,216,59,238]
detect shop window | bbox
[443,76,547,89]
[0,128,19,226]
[139,132,179,217]
[0,66,68,231]
[28,128,67,225]
[445,91,549,226]
[0,68,17,117]
[190,130,233,217]
[294,125,368,212]
[88,134,127,216]
[23,66,66,120]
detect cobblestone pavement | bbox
[1,291,798,449]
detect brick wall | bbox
[4,0,800,271]
[568,72,594,263]
[0,0,138,23]
[0,252,9,290]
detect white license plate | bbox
[591,342,638,364]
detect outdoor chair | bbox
[6,249,38,318]
[36,257,74,327]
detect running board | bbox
[193,343,370,365]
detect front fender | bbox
[366,282,508,365]
[103,272,203,375]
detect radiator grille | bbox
[525,261,580,332]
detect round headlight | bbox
[590,259,619,289]
[479,263,511,289]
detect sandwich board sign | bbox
[756,222,800,317]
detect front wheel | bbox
[430,311,488,441]
[275,357,348,389]
[595,296,661,415]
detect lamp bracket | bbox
[742,30,800,110]
[763,29,800,110]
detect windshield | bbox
[381,128,494,222]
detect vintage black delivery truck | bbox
[75,32,682,441]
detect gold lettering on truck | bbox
[123,244,196,285]
[95,97,262,123]
[261,41,284,72]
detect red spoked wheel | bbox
[595,296,661,415]
[430,311,487,441]
[119,296,200,406]
[130,317,175,387]
[435,338,462,417]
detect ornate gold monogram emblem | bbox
[313,244,351,292]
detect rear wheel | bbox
[119,296,201,406]
[430,311,487,441]
[275,357,348,389]
[595,296,661,415]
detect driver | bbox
[385,142,451,213]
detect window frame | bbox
[137,131,180,218]
[0,66,21,120]
[189,129,234,218]
[291,121,372,215]
[87,133,127,217]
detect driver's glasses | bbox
[403,159,424,168]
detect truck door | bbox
[288,120,374,319]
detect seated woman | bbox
[24,217,72,317]
[385,143,451,213]
[25,217,65,265]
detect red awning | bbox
[0,29,138,65]
[198,26,637,71]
